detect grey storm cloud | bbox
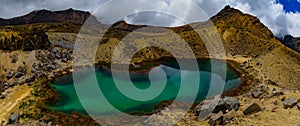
[0,0,299,37]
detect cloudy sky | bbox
[0,0,299,37]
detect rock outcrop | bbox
[279,35,300,53]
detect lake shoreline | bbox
[22,57,252,125]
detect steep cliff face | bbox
[0,30,50,51]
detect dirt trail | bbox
[0,85,32,122]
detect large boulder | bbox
[11,54,18,63]
[212,97,240,113]
[3,81,9,87]
[224,97,240,111]
[46,64,56,71]
[267,90,285,98]
[7,113,19,124]
[6,70,15,79]
[209,111,224,126]
[17,66,25,73]
[197,109,212,121]
[283,97,298,109]
[31,67,36,73]
[26,76,36,83]
[0,94,5,99]
[18,78,26,85]
[51,48,57,54]
[55,51,62,59]
[223,110,236,123]
[212,100,227,113]
[35,72,46,79]
[251,88,262,98]
[195,96,221,121]
[243,102,264,115]
[15,72,23,78]
[62,57,68,62]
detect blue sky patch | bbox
[277,0,300,13]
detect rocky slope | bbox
[210,6,300,90]
[0,30,50,51]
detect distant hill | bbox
[279,35,300,53]
[0,8,99,26]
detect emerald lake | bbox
[48,60,242,115]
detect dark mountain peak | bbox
[211,5,243,21]
[111,20,145,31]
[223,5,241,13]
[0,18,10,25]
[283,35,294,40]
[0,8,97,26]
[279,35,300,52]
[67,8,74,11]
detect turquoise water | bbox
[49,60,242,115]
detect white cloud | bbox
[95,0,210,26]
[0,0,299,37]
[298,0,300,3]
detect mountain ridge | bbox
[279,35,300,52]
[0,5,299,90]
[0,8,98,26]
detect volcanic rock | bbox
[251,88,262,98]
[18,78,25,85]
[197,109,212,121]
[51,48,57,54]
[224,97,240,111]
[31,67,36,73]
[243,102,263,115]
[209,111,224,126]
[15,72,23,78]
[7,113,19,124]
[17,66,25,73]
[26,76,36,83]
[62,58,68,62]
[0,94,5,99]
[267,90,285,98]
[283,97,298,109]
[7,70,15,79]
[223,110,236,123]
[11,54,18,63]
